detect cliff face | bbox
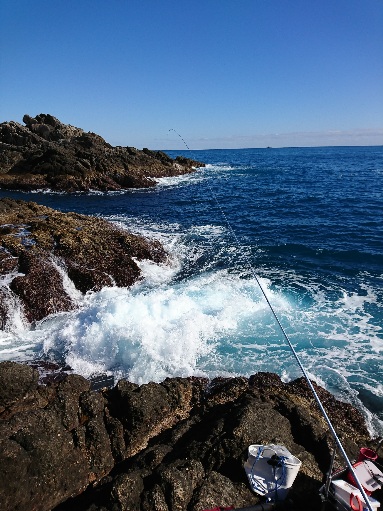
[0,114,203,192]
[0,362,375,511]
[0,198,167,327]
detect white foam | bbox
[0,212,382,435]
[189,224,225,236]
[50,256,84,303]
[204,163,236,171]
[154,169,205,188]
[0,270,23,287]
[0,284,29,338]
[28,189,66,195]
[34,271,267,383]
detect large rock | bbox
[0,198,168,326]
[0,114,204,192]
[0,362,377,511]
[0,362,112,511]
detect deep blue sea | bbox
[1,146,382,434]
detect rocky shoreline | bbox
[0,198,168,328]
[0,115,203,327]
[0,114,203,192]
[0,360,379,511]
[0,116,381,511]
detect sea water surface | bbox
[0,146,382,434]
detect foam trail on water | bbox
[154,169,206,188]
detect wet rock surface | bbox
[0,114,204,192]
[0,361,377,511]
[0,198,168,326]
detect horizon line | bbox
[157,143,383,152]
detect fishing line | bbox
[169,129,190,150]
[168,130,375,511]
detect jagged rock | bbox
[189,470,251,511]
[106,377,206,459]
[0,198,168,326]
[0,114,204,192]
[110,472,146,511]
[0,362,376,511]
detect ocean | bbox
[0,146,382,435]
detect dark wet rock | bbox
[106,377,207,460]
[0,362,376,511]
[0,198,168,326]
[189,470,251,511]
[0,114,204,192]
[0,361,39,410]
[0,363,114,511]
[30,360,72,386]
[9,248,74,322]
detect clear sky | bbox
[1,0,382,149]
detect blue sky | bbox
[1,0,382,149]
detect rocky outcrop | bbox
[0,361,377,511]
[0,198,167,326]
[0,114,204,192]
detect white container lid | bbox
[331,479,380,510]
[352,461,383,493]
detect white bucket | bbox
[331,479,380,510]
[244,444,301,501]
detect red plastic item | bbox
[350,492,363,511]
[357,447,378,463]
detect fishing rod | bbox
[168,130,376,511]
